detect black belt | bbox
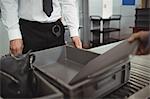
[19,18,63,37]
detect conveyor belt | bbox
[104,62,150,98]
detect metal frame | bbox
[79,0,91,47]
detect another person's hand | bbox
[71,36,82,49]
[128,31,150,55]
[10,39,24,56]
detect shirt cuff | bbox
[69,27,79,37]
[8,27,22,41]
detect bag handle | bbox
[29,54,36,70]
[0,70,19,84]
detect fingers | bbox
[128,31,149,43]
[128,33,140,43]
[136,46,149,55]
[10,39,24,56]
[128,31,150,55]
[128,35,135,43]
[133,40,150,55]
[71,36,82,49]
[136,44,145,55]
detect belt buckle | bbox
[52,24,61,37]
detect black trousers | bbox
[19,19,65,53]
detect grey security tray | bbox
[33,40,138,85]
[33,45,98,84]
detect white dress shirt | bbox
[0,0,79,41]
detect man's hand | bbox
[10,39,24,56]
[128,31,150,55]
[128,31,149,43]
[71,36,82,49]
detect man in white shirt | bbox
[0,0,82,56]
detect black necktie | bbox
[43,0,53,17]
